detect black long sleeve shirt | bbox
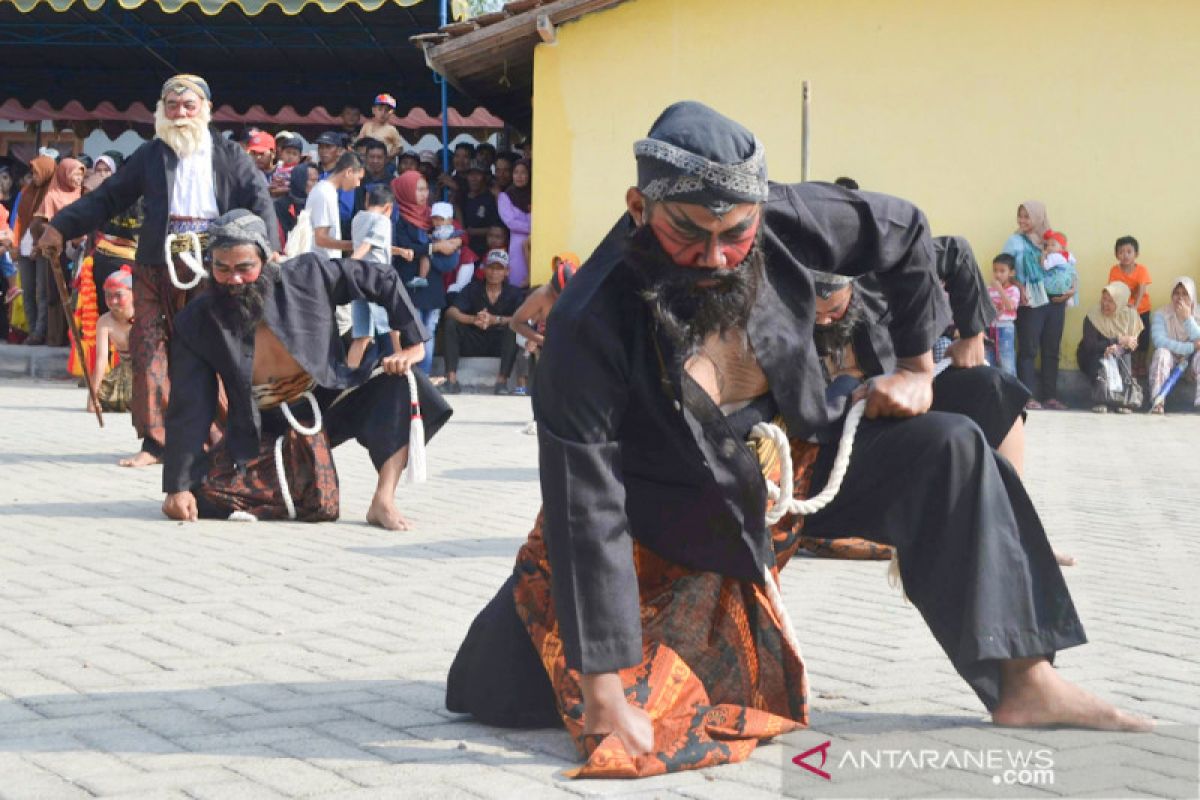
[51,131,280,264]
[162,252,426,494]
[531,181,942,674]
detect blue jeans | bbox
[419,308,441,376]
[350,299,390,338]
[986,321,1016,376]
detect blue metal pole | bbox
[439,0,451,200]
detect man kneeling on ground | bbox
[161,210,452,530]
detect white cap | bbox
[431,201,455,220]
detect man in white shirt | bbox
[40,73,277,467]
[307,151,365,338]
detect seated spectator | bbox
[461,159,500,256]
[498,159,532,288]
[511,251,579,401]
[358,93,405,158]
[360,138,393,193]
[446,224,507,306]
[1148,276,1200,414]
[398,150,420,175]
[392,173,462,377]
[1107,235,1152,375]
[441,249,522,395]
[1077,282,1144,414]
[987,254,1020,375]
[89,266,135,413]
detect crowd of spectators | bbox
[0,91,541,393]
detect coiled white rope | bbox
[280,391,322,436]
[753,398,867,527]
[163,232,207,290]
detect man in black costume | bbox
[446,102,1148,779]
[160,210,451,531]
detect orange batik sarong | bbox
[510,435,821,778]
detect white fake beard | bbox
[154,99,211,158]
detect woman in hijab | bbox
[1002,200,1068,410]
[392,171,461,377]
[497,158,531,288]
[29,158,85,346]
[1147,276,1200,414]
[1077,281,1145,413]
[279,161,318,237]
[13,156,57,344]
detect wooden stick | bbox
[48,253,104,428]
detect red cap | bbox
[246,130,276,153]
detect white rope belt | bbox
[273,391,323,521]
[163,231,207,290]
[252,369,427,523]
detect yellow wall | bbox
[529,0,1200,364]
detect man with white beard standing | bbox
[39,74,279,467]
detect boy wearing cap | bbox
[441,248,523,394]
[244,130,275,178]
[358,93,405,159]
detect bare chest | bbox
[684,330,769,409]
[251,323,305,385]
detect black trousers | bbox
[442,316,519,378]
[804,411,1083,711]
[447,367,1077,722]
[1016,302,1066,401]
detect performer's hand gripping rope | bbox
[163,232,207,290]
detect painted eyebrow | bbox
[663,206,759,238]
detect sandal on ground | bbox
[1091,405,1108,414]
[1025,399,1043,410]
[1117,406,1133,414]
[1043,399,1068,410]
[1150,403,1165,415]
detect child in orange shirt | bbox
[1107,235,1152,374]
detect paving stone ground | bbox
[0,379,1197,799]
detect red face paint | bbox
[648,207,760,268]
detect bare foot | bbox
[366,498,412,531]
[1055,550,1076,567]
[992,658,1152,731]
[119,450,161,468]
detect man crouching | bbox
[161,209,451,529]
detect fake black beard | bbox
[813,292,866,356]
[626,222,763,357]
[209,261,280,335]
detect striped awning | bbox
[5,0,422,15]
[0,99,504,130]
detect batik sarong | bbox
[196,427,339,522]
[508,435,822,778]
[97,356,133,413]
